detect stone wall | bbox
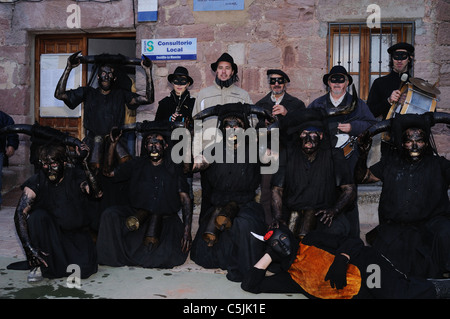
[0,0,449,169]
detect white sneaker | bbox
[27,267,43,283]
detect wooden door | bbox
[35,35,86,139]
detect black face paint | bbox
[145,135,166,162]
[222,117,245,148]
[40,158,64,183]
[97,66,115,91]
[402,128,427,162]
[299,130,322,155]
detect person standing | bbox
[308,66,377,237]
[0,111,19,209]
[192,53,253,220]
[255,69,306,224]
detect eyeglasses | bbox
[329,74,346,83]
[392,52,409,61]
[269,77,286,85]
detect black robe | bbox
[190,144,267,281]
[272,142,353,236]
[23,167,97,279]
[96,157,190,268]
[368,153,450,278]
[241,231,438,299]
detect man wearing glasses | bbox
[256,69,306,225]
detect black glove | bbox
[324,254,349,290]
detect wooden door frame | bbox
[34,32,135,139]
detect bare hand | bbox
[315,208,338,227]
[388,89,401,104]
[272,104,287,116]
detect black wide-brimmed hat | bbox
[267,69,290,83]
[168,66,193,85]
[387,42,415,55]
[323,65,353,86]
[210,53,238,74]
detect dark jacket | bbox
[0,111,19,153]
[256,92,305,122]
[155,90,195,130]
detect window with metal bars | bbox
[328,22,415,101]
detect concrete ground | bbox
[0,177,378,301]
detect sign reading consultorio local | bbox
[142,38,197,61]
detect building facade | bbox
[0,0,449,189]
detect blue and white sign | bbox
[137,0,158,22]
[193,0,244,11]
[142,38,197,61]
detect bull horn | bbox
[249,104,272,119]
[0,123,87,158]
[79,53,142,66]
[192,105,220,120]
[432,111,450,125]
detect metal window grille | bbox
[328,22,415,100]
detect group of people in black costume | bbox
[4,43,450,299]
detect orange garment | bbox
[288,242,361,299]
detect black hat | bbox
[387,42,415,55]
[211,53,238,74]
[323,65,353,86]
[267,69,290,83]
[168,66,193,85]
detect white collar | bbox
[329,93,345,107]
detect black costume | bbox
[190,143,267,282]
[96,156,190,268]
[241,231,441,299]
[308,92,377,237]
[64,86,141,229]
[155,89,195,130]
[255,92,305,122]
[367,71,410,119]
[256,92,305,224]
[20,167,97,279]
[272,142,353,236]
[367,152,450,278]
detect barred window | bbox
[328,22,415,101]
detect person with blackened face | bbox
[271,108,356,241]
[308,66,376,238]
[97,122,193,269]
[12,143,98,282]
[355,113,450,279]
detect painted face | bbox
[97,65,116,91]
[269,75,286,95]
[299,130,323,155]
[223,117,245,147]
[145,134,166,162]
[40,157,64,183]
[392,49,410,73]
[402,128,427,162]
[216,61,234,82]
